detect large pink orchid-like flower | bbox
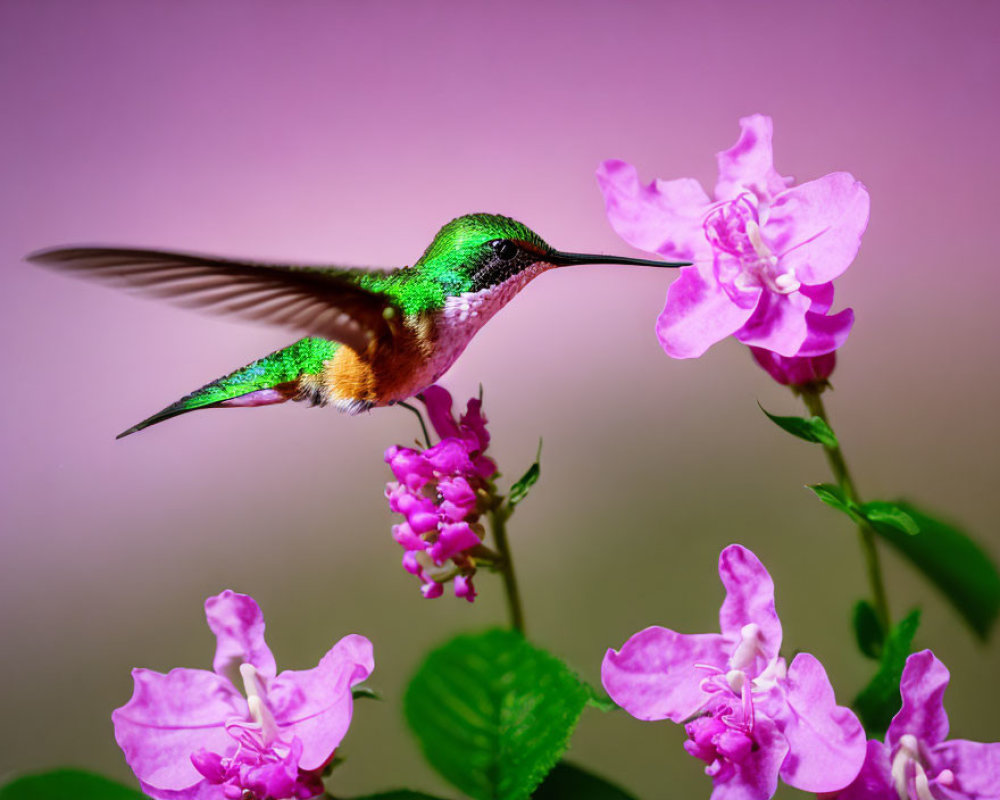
[834,650,1000,800]
[112,591,373,800]
[602,545,866,800]
[598,115,870,360]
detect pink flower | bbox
[384,385,498,601]
[602,545,866,800]
[597,114,869,359]
[112,591,373,800]
[833,650,1000,800]
[750,347,836,387]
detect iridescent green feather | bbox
[355,214,549,315]
[118,337,338,438]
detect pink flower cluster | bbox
[385,386,498,602]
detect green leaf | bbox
[404,628,589,800]
[806,483,854,515]
[759,403,838,447]
[865,502,1000,639]
[509,440,542,508]
[532,762,637,800]
[861,501,919,536]
[851,599,885,660]
[0,770,148,800]
[854,609,921,735]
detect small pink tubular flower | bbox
[112,591,374,800]
[384,385,498,602]
[833,650,1000,800]
[602,545,866,800]
[597,115,870,360]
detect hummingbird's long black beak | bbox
[546,250,691,268]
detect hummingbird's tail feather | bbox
[117,337,339,438]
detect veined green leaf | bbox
[404,629,589,800]
[509,440,542,508]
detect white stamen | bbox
[725,669,746,694]
[730,623,763,671]
[773,273,801,292]
[891,734,923,800]
[936,769,954,786]
[914,770,935,800]
[240,664,279,746]
[745,221,775,264]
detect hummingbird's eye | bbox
[491,239,518,261]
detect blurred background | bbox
[2,2,998,797]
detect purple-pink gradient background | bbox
[2,1,998,796]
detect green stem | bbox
[799,386,891,633]
[398,400,431,448]
[490,504,526,635]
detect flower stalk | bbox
[489,500,525,635]
[798,385,891,634]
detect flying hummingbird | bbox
[30,213,687,438]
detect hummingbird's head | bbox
[415,213,689,296]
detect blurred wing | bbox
[28,246,400,355]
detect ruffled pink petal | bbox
[717,545,782,663]
[423,439,475,474]
[656,267,760,358]
[832,740,894,800]
[267,634,374,771]
[597,160,714,261]
[776,653,867,792]
[711,716,787,800]
[421,385,459,440]
[796,307,854,357]
[205,591,277,683]
[714,114,790,203]
[800,282,835,315]
[428,521,481,563]
[932,738,1000,796]
[112,667,245,792]
[459,396,490,451]
[766,172,870,286]
[601,627,729,722]
[734,288,811,357]
[888,650,951,749]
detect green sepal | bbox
[351,684,381,701]
[864,502,1000,639]
[852,599,885,660]
[508,439,542,508]
[0,770,148,800]
[532,762,638,800]
[404,628,589,800]
[759,403,838,447]
[854,609,921,735]
[585,683,618,712]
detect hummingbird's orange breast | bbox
[321,263,551,412]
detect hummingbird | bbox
[30,213,688,438]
